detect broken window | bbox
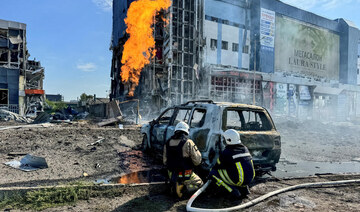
[223,109,273,131]
[0,37,7,48]
[210,39,217,50]
[10,51,19,62]
[0,89,8,105]
[0,29,7,38]
[242,45,249,54]
[0,49,8,62]
[232,43,239,52]
[190,109,206,128]
[222,41,228,50]
[157,108,174,125]
[172,108,191,126]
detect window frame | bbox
[190,108,207,128]
[170,107,192,126]
[222,107,274,131]
[221,41,228,50]
[210,39,217,49]
[232,43,239,52]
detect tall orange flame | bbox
[121,0,171,96]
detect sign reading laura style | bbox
[275,16,340,81]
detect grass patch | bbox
[0,182,92,211]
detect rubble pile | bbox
[0,109,32,123]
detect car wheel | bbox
[141,134,149,152]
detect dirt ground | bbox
[42,174,360,212]
[0,121,148,187]
[276,119,360,163]
[1,118,360,211]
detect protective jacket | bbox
[163,135,202,178]
[212,143,255,186]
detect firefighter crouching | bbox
[209,129,255,199]
[163,121,203,198]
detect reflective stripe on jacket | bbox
[213,143,255,186]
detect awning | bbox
[314,86,343,95]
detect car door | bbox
[150,107,175,150]
[165,107,192,141]
[188,108,209,152]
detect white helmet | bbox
[175,121,189,134]
[223,129,241,145]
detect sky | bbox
[282,0,360,27]
[0,0,113,101]
[0,0,359,101]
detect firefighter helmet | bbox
[175,121,189,135]
[223,129,241,145]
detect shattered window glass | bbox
[190,109,206,128]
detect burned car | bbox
[141,100,281,175]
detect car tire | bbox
[141,134,149,152]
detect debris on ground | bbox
[7,152,27,157]
[0,119,359,211]
[87,138,105,146]
[0,109,32,123]
[107,100,123,119]
[4,154,48,172]
[75,111,89,120]
[33,112,51,124]
[352,158,360,162]
[97,116,123,127]
[0,123,53,131]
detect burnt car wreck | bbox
[141,100,281,175]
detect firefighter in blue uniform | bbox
[209,129,255,198]
[163,121,203,198]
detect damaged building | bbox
[0,19,45,116]
[110,0,360,121]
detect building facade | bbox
[0,19,45,116]
[111,0,360,120]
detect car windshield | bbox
[223,108,273,131]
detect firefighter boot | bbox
[175,182,184,198]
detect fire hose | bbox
[186,178,360,212]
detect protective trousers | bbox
[209,169,249,198]
[168,171,203,197]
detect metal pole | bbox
[253,40,256,105]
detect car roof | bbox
[214,102,265,110]
[179,100,265,110]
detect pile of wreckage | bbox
[0,108,32,123]
[0,99,140,127]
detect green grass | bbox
[0,182,92,211]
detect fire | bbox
[121,0,171,96]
